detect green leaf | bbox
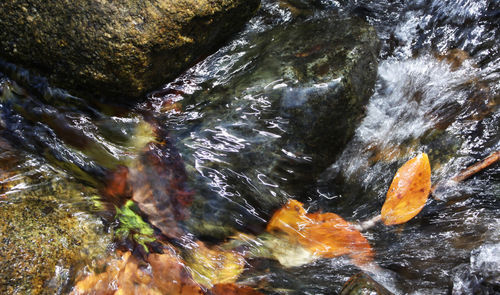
[115,200,156,251]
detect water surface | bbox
[0,0,499,294]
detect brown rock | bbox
[0,0,261,100]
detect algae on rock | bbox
[0,175,112,294]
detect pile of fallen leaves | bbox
[71,245,261,295]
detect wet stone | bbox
[451,243,500,294]
[0,0,261,100]
[0,178,112,294]
[174,16,380,236]
[340,273,393,295]
[283,0,338,10]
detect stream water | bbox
[0,0,499,294]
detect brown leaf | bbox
[102,166,131,199]
[147,251,203,295]
[72,249,203,295]
[130,138,192,239]
[381,153,431,225]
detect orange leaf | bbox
[72,250,203,295]
[381,153,431,225]
[302,213,373,265]
[267,200,373,266]
[266,199,309,237]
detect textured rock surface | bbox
[0,179,112,295]
[340,273,393,295]
[0,142,112,295]
[171,16,380,236]
[0,0,260,100]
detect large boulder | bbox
[170,16,380,236]
[0,0,261,100]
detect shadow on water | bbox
[0,0,499,294]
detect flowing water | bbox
[0,0,499,294]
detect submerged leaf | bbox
[302,212,373,265]
[147,251,204,295]
[72,250,203,295]
[267,200,373,266]
[129,120,157,152]
[186,242,245,288]
[130,134,192,240]
[259,233,318,268]
[381,153,431,225]
[115,200,156,252]
[266,199,309,238]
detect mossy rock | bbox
[0,178,112,294]
[0,0,260,100]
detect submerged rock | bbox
[451,243,500,294]
[0,174,112,294]
[340,273,393,295]
[0,0,260,100]
[173,16,380,235]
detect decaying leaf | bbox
[381,153,431,225]
[129,120,158,152]
[258,233,318,268]
[72,249,203,295]
[103,165,130,199]
[185,242,246,288]
[147,252,204,295]
[267,200,373,266]
[129,125,193,240]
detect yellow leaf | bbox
[186,242,245,288]
[381,153,431,225]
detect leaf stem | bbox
[353,214,381,232]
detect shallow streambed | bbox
[0,0,499,294]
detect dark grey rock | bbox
[174,16,380,235]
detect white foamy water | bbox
[331,53,482,186]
